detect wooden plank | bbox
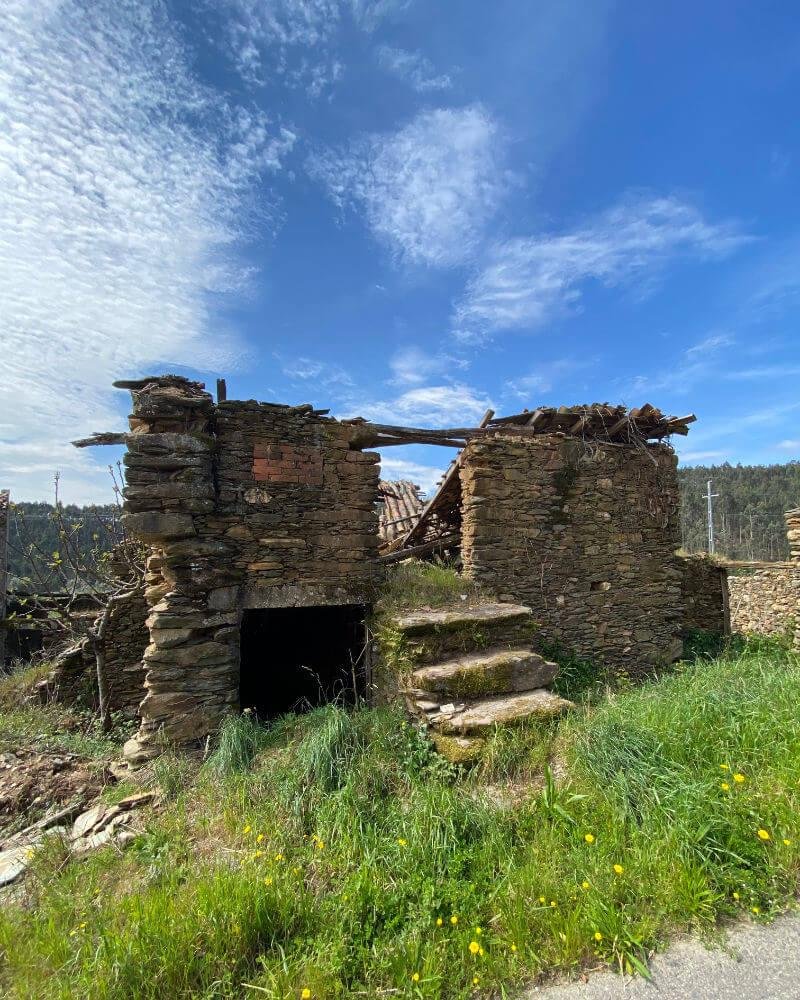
[380,534,461,564]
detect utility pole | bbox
[703,479,719,555]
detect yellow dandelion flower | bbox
[252,850,264,859]
[720,763,730,770]
[469,941,480,954]
[720,782,730,791]
[733,892,740,900]
[479,947,484,957]
[243,825,251,835]
[451,915,459,925]
[550,900,557,907]
[613,864,624,875]
[256,833,264,843]
[301,990,311,1000]
[783,838,792,846]
[411,972,420,983]
[315,841,325,851]
[733,773,746,783]
[758,829,771,841]
[584,833,595,844]
[264,877,273,886]
[475,927,482,935]
[397,838,407,847]
[473,976,479,986]
[594,931,603,942]
[293,867,301,874]
[752,906,760,915]
[511,943,517,952]
[436,917,443,927]
[538,896,546,904]
[274,853,284,862]
[581,881,590,890]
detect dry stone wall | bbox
[119,376,380,762]
[45,587,149,713]
[680,555,730,637]
[460,432,684,674]
[0,490,7,667]
[727,565,797,637]
[788,509,800,649]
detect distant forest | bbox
[677,462,800,561]
[6,502,121,591]
[4,462,800,589]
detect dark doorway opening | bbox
[239,605,369,718]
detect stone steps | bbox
[424,688,572,736]
[392,600,572,763]
[393,602,536,666]
[410,646,558,700]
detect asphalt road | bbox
[526,913,800,1000]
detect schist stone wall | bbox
[460,433,684,673]
[787,509,800,650]
[0,490,8,667]
[727,565,797,637]
[680,555,730,637]
[120,376,380,762]
[45,587,149,713]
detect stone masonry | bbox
[460,433,684,673]
[119,376,380,762]
[680,554,730,637]
[785,508,800,649]
[727,564,797,638]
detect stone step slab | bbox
[429,688,572,736]
[392,602,536,666]
[411,646,558,699]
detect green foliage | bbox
[376,559,483,614]
[678,461,800,561]
[2,641,800,998]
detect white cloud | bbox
[776,439,800,451]
[388,346,467,386]
[376,45,452,92]
[505,358,590,400]
[308,105,508,267]
[378,456,444,495]
[207,0,409,93]
[622,332,735,397]
[677,450,728,463]
[725,365,800,380]
[350,382,493,426]
[0,0,293,501]
[453,195,751,342]
[280,355,354,386]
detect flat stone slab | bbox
[394,603,533,636]
[0,843,37,887]
[412,646,558,699]
[431,689,572,736]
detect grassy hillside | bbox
[1,636,799,998]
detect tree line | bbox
[678,462,800,561]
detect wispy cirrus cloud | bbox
[308,105,509,267]
[0,0,294,501]
[388,346,468,386]
[204,0,409,94]
[376,45,453,91]
[622,332,735,398]
[504,358,592,401]
[279,355,354,386]
[349,382,494,426]
[452,195,751,342]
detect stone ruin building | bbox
[62,375,730,763]
[5,371,799,762]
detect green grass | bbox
[375,559,484,614]
[0,664,134,758]
[2,638,800,998]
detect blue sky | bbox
[2,0,799,501]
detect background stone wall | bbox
[728,564,797,637]
[460,432,684,674]
[680,555,730,636]
[119,377,379,761]
[0,490,8,667]
[45,587,149,713]
[787,509,800,649]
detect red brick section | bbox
[252,441,324,485]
